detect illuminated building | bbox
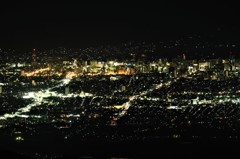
[65,87,70,95]
[150,62,158,72]
[225,70,229,78]
[141,54,145,62]
[73,59,78,68]
[169,67,177,78]
[183,53,186,60]
[32,48,37,66]
[20,70,25,76]
[0,85,2,94]
[120,85,126,92]
[199,61,210,72]
[32,80,36,86]
[90,60,98,66]
[131,53,136,61]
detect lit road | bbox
[24,67,50,77]
[111,79,175,122]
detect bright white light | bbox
[0,117,6,120]
[22,92,35,99]
[16,114,29,118]
[167,106,181,110]
[62,79,70,85]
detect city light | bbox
[0,36,240,158]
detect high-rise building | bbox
[169,67,177,78]
[183,53,186,60]
[120,85,126,92]
[131,53,136,61]
[0,85,2,94]
[225,70,229,78]
[32,80,36,86]
[32,48,37,66]
[65,87,70,95]
[141,54,145,61]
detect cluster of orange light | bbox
[24,67,50,77]
[65,71,77,79]
[86,69,133,76]
[24,67,133,78]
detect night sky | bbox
[0,1,239,49]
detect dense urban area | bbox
[1,36,240,158]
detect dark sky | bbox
[0,1,239,49]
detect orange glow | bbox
[24,67,50,77]
[66,71,77,79]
